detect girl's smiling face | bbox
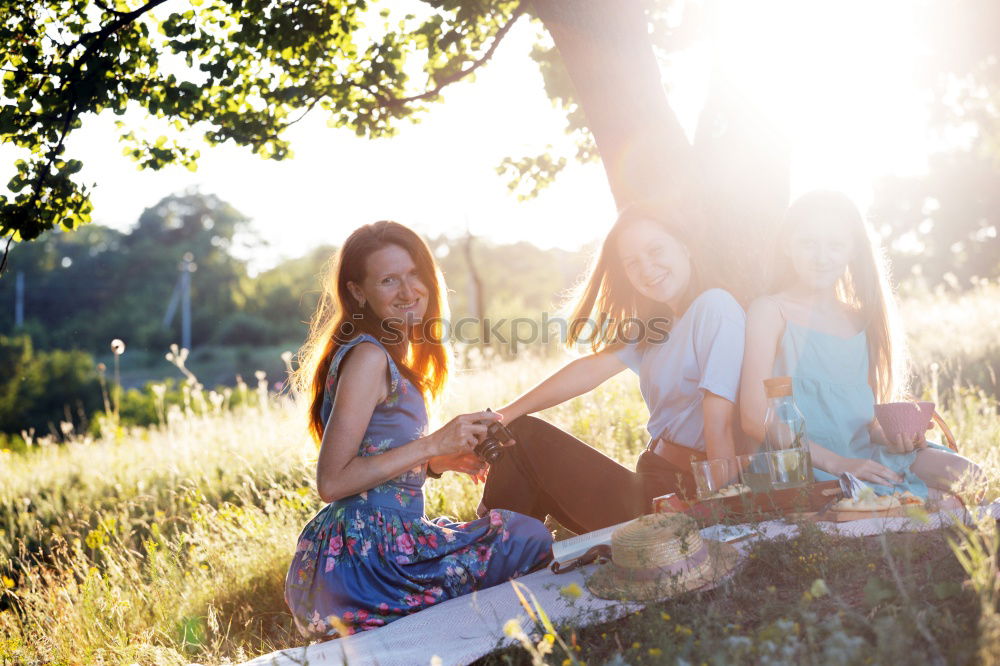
[616,217,692,309]
[349,243,429,324]
[785,212,856,291]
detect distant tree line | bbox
[0,191,592,357]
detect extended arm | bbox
[316,343,494,502]
[498,351,627,422]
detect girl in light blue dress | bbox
[285,222,551,639]
[740,191,983,497]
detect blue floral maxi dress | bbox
[285,334,553,638]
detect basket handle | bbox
[931,411,958,452]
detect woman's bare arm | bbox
[316,343,493,502]
[739,297,784,444]
[702,391,737,461]
[498,351,627,423]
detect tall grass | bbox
[2,285,999,664]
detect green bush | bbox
[0,335,101,435]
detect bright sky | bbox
[3,0,932,272]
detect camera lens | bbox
[474,437,504,463]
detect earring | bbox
[358,298,366,308]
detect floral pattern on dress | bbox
[285,334,553,639]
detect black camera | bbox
[473,409,514,463]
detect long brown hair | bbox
[769,190,906,401]
[566,198,716,354]
[292,221,450,443]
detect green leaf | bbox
[863,576,896,607]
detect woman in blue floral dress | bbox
[285,221,552,639]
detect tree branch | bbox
[384,5,525,109]
[28,0,173,213]
[0,233,13,276]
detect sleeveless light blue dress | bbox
[774,321,931,497]
[285,334,553,639]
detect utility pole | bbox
[181,254,193,351]
[14,271,24,327]
[164,253,197,350]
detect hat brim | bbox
[585,540,740,601]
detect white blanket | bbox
[242,502,1000,666]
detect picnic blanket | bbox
[242,502,1000,666]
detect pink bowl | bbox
[874,401,935,438]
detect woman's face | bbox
[785,213,856,291]
[616,218,692,308]
[350,244,429,325]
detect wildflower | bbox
[648,648,663,657]
[503,618,522,637]
[661,611,671,621]
[809,578,830,598]
[560,582,583,600]
[110,339,126,355]
[1,575,14,589]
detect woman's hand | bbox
[427,451,487,481]
[832,456,904,487]
[882,431,929,455]
[426,410,499,457]
[870,419,931,454]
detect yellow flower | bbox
[649,648,663,657]
[660,611,671,621]
[1,575,14,589]
[632,642,640,649]
[503,619,522,637]
[560,582,583,600]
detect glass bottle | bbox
[761,376,814,488]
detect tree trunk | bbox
[531,0,790,301]
[530,0,696,207]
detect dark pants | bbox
[481,415,698,534]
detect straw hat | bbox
[586,513,740,601]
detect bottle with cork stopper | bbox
[761,376,813,488]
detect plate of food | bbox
[827,487,924,521]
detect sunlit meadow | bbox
[1,286,998,665]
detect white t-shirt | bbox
[614,288,746,451]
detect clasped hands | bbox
[426,409,515,484]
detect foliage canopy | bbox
[0,0,523,263]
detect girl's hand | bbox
[496,405,520,425]
[834,456,904,487]
[884,430,928,455]
[427,451,487,480]
[427,410,499,457]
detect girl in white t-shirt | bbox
[480,200,746,533]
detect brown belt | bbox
[646,436,706,472]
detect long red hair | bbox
[768,191,906,401]
[292,221,450,443]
